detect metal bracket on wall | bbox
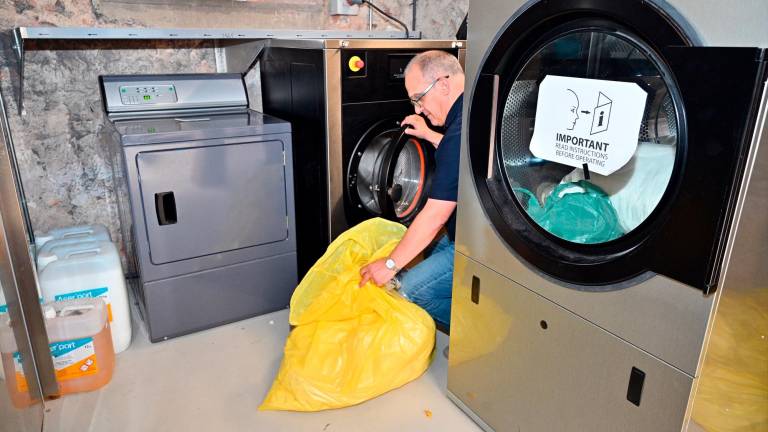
[214,39,269,74]
[8,26,421,115]
[9,28,25,115]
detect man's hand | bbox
[402,114,443,146]
[359,258,397,287]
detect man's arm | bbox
[359,198,457,287]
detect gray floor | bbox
[1,303,714,432]
[41,305,483,432]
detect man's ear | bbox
[439,78,451,95]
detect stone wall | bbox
[0,0,466,255]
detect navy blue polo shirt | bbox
[428,94,463,241]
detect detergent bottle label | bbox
[14,337,101,390]
[55,287,112,322]
[50,337,99,381]
[12,352,28,392]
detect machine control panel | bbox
[102,74,248,115]
[119,84,178,105]
[387,54,412,81]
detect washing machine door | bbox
[467,0,767,292]
[348,119,435,224]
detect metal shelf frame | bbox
[8,26,420,114]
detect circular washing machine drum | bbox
[348,121,435,225]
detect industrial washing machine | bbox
[260,39,465,276]
[449,0,767,431]
[101,74,297,342]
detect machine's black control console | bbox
[341,50,456,104]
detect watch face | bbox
[386,259,396,270]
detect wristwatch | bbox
[385,258,400,272]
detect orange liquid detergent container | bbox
[0,298,115,408]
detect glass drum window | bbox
[499,30,679,244]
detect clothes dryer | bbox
[101,74,297,342]
[449,1,768,431]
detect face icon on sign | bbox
[566,89,579,130]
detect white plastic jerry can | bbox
[34,224,111,250]
[38,241,131,354]
[36,225,112,272]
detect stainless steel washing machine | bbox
[449,0,768,431]
[260,39,465,276]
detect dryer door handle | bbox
[155,191,178,226]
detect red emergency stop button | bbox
[348,55,365,72]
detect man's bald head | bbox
[404,50,464,82]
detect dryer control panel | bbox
[119,84,178,105]
[101,74,248,116]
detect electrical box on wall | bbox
[330,0,359,15]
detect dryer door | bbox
[348,120,434,225]
[137,140,289,265]
[466,0,767,292]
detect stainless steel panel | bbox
[324,48,346,240]
[0,85,33,242]
[0,84,47,431]
[448,253,694,432]
[17,27,417,40]
[136,140,288,265]
[668,0,768,47]
[688,81,768,431]
[0,94,58,395]
[268,39,463,50]
[216,39,268,73]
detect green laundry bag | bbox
[516,180,624,244]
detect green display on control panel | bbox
[144,95,151,101]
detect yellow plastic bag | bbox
[259,218,436,411]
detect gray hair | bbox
[404,50,464,81]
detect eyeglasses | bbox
[410,75,449,109]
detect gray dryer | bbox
[101,74,297,342]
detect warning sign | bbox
[529,75,648,176]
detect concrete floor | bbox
[0,302,715,432]
[41,306,482,432]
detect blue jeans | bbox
[399,234,454,330]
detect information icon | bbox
[590,92,612,135]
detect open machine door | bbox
[347,119,435,225]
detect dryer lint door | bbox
[136,140,289,265]
[347,121,435,225]
[466,0,767,293]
